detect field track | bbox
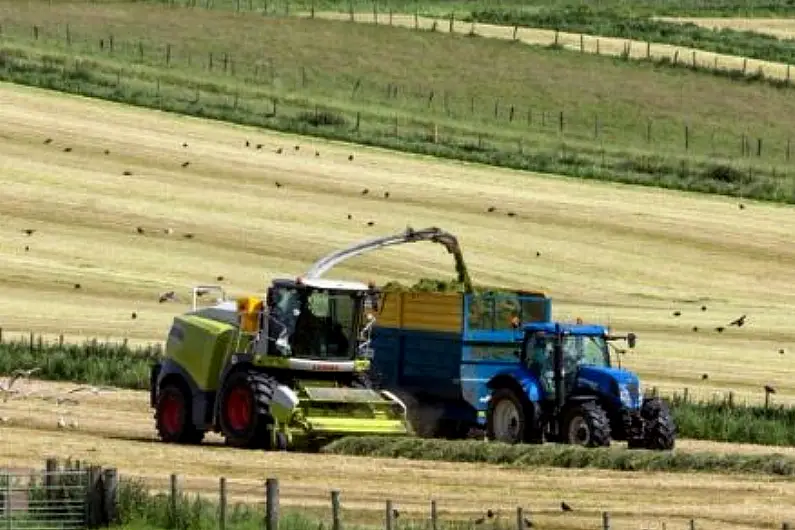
[308,11,794,80]
[658,17,795,40]
[1,380,795,530]
[1,81,795,406]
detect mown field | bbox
[4,379,795,530]
[2,1,795,203]
[0,81,793,414]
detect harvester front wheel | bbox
[218,370,276,450]
[155,384,205,445]
[640,397,676,451]
[561,401,611,448]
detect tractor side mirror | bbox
[627,332,637,349]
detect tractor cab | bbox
[520,321,640,411]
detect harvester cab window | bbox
[268,287,300,355]
[289,289,358,360]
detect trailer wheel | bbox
[640,397,676,450]
[155,384,205,445]
[562,401,611,448]
[218,369,275,449]
[486,388,541,444]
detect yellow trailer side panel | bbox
[376,292,462,332]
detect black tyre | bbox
[218,369,276,449]
[486,388,543,444]
[640,397,676,450]
[274,431,289,451]
[561,401,611,447]
[154,384,205,444]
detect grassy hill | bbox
[1,0,795,204]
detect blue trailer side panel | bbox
[371,327,463,402]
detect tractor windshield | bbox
[268,286,361,360]
[561,335,610,369]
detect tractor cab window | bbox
[560,335,610,369]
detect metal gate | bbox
[1,466,90,530]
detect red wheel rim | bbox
[226,386,252,431]
[160,394,181,435]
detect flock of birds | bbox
[0,367,114,429]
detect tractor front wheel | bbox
[218,370,277,450]
[561,401,611,448]
[154,384,205,445]
[639,397,676,450]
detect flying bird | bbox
[181,161,190,168]
[714,326,725,333]
[672,311,681,317]
[159,291,177,303]
[729,314,746,327]
[21,229,36,236]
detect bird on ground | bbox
[73,283,81,289]
[347,214,352,220]
[739,203,745,209]
[507,211,516,217]
[487,206,496,212]
[294,145,300,151]
[672,311,681,317]
[561,501,573,512]
[216,275,225,282]
[245,140,250,147]
[701,305,707,311]
[315,151,320,157]
[764,384,776,394]
[136,227,145,234]
[182,142,188,148]
[63,147,72,152]
[692,326,699,332]
[181,161,190,168]
[348,154,354,161]
[714,326,725,333]
[361,188,369,195]
[256,144,263,150]
[275,181,282,188]
[131,312,137,320]
[21,229,36,236]
[729,314,747,327]
[183,233,194,239]
[104,149,110,155]
[275,147,282,154]
[367,221,375,227]
[123,171,132,176]
[701,373,709,380]
[536,251,541,257]
[384,191,390,199]
[43,138,52,144]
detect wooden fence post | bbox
[331,490,341,530]
[169,474,179,524]
[265,478,279,530]
[603,512,611,530]
[430,500,438,530]
[85,465,103,527]
[516,507,524,530]
[102,468,119,524]
[219,477,227,530]
[385,500,394,530]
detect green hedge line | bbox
[2,329,794,447]
[324,436,795,476]
[467,6,795,67]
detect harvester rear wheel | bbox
[155,384,205,445]
[218,369,276,450]
[561,401,611,448]
[639,397,676,451]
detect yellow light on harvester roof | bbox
[237,296,263,333]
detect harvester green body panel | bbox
[165,314,236,392]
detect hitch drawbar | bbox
[150,363,162,408]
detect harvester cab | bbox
[485,321,675,450]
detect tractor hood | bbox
[577,366,642,409]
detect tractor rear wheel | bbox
[155,384,205,445]
[561,401,611,448]
[640,397,676,450]
[486,388,543,444]
[218,369,277,450]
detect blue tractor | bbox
[484,321,675,449]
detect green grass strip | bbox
[324,436,795,477]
